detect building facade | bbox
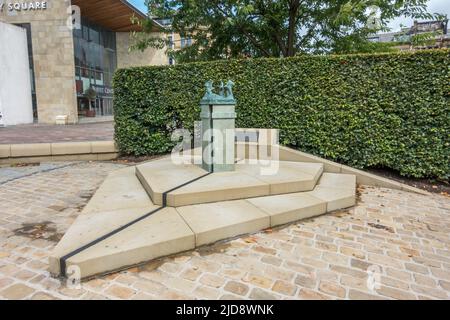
[368,20,450,51]
[0,0,169,124]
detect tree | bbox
[131,0,435,62]
[333,38,400,54]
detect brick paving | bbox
[0,122,114,144]
[0,162,449,300]
[0,163,76,184]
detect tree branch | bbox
[213,2,271,57]
[298,21,319,49]
[273,32,288,57]
[240,27,272,57]
[255,0,286,56]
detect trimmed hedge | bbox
[113,50,450,179]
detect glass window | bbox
[73,18,117,117]
[90,28,100,44]
[180,37,192,48]
[82,24,89,41]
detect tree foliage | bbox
[131,0,435,61]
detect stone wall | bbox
[0,0,78,124]
[116,32,169,68]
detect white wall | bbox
[0,21,33,126]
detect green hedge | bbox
[113,50,450,179]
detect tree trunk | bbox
[286,0,300,56]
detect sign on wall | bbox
[92,85,114,97]
[0,2,48,12]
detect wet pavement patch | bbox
[13,221,64,242]
[11,163,40,167]
[367,222,395,233]
[48,205,66,212]
[197,242,233,256]
[330,210,351,218]
[78,190,94,200]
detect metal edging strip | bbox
[210,104,214,173]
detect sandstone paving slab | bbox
[49,206,157,276]
[167,171,270,207]
[65,207,194,279]
[317,173,356,190]
[83,166,153,213]
[237,161,323,195]
[49,167,160,275]
[177,200,270,246]
[306,187,355,212]
[137,157,324,207]
[307,173,356,211]
[247,193,327,227]
[135,156,207,205]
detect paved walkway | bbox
[0,162,76,184]
[0,162,449,300]
[0,122,114,144]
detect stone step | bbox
[50,166,355,279]
[83,166,155,213]
[177,173,355,248]
[63,207,195,279]
[309,173,356,211]
[248,173,356,226]
[177,200,270,247]
[135,157,323,207]
[135,156,207,206]
[48,166,160,276]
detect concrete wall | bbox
[0,22,33,125]
[116,32,169,68]
[0,0,78,124]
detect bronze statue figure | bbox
[225,80,234,100]
[201,80,236,103]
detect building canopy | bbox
[72,0,163,32]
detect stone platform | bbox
[136,158,323,206]
[49,156,356,279]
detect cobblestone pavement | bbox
[0,122,114,144]
[0,162,449,300]
[0,163,76,184]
